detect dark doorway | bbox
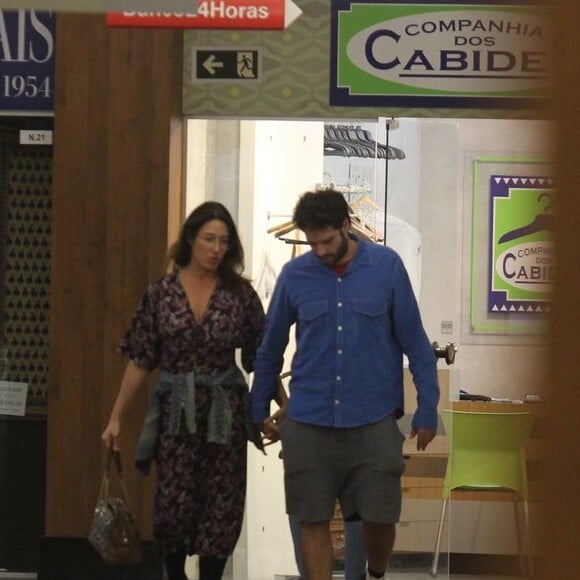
[0,115,52,573]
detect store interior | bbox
[180,116,552,579]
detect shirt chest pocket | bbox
[352,297,388,317]
[297,300,329,336]
[352,297,390,340]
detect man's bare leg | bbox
[362,521,396,578]
[300,520,333,580]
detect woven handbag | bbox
[88,448,142,565]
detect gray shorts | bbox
[278,415,406,523]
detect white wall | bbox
[238,120,325,580]
[418,118,552,401]
[184,119,324,579]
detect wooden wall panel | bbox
[538,1,580,577]
[47,14,183,539]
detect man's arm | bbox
[390,257,440,446]
[262,376,289,444]
[250,268,294,423]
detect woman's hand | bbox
[102,416,122,451]
[101,361,149,451]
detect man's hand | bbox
[409,427,436,451]
[262,405,287,446]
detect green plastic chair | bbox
[431,410,534,577]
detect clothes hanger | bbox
[349,193,381,211]
[354,126,384,159]
[267,219,295,234]
[323,123,406,160]
[348,196,384,243]
[344,125,375,158]
[324,125,352,156]
[273,222,300,238]
[498,192,554,243]
[355,126,406,160]
[498,213,553,243]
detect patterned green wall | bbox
[182,0,536,120]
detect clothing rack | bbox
[323,124,405,160]
[315,182,371,200]
[324,120,404,243]
[267,205,383,246]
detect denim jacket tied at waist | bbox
[135,366,249,474]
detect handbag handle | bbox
[98,448,133,512]
[107,447,123,476]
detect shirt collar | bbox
[303,237,374,272]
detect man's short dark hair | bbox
[293,190,350,231]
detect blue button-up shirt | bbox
[250,239,440,430]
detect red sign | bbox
[106,0,301,30]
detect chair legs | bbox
[430,498,448,577]
[431,497,533,578]
[513,500,525,573]
[514,499,534,577]
[522,500,534,576]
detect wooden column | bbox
[46,14,183,545]
[538,1,580,577]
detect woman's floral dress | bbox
[119,273,265,557]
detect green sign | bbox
[331,0,551,108]
[489,176,553,312]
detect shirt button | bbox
[338,278,342,283]
[338,349,343,355]
[335,399,340,405]
[337,302,343,308]
[338,326,343,331]
[337,376,341,381]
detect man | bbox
[251,190,439,580]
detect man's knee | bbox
[300,520,330,534]
[363,521,395,534]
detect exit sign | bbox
[194,49,260,81]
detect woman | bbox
[102,201,265,580]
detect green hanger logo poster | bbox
[489,176,554,313]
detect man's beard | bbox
[324,230,349,265]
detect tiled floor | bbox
[0,569,521,580]
[261,575,514,580]
[386,576,516,580]
[384,570,519,579]
[292,577,522,580]
[274,567,522,579]
[0,574,522,580]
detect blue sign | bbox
[0,10,55,112]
